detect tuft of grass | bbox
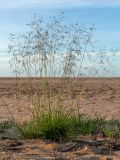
[7,12,117,142]
[102,121,120,140]
[36,111,72,141]
[103,128,113,138]
[15,108,107,141]
[0,121,12,133]
[6,10,119,144]
[71,114,105,135]
[16,109,72,141]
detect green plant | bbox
[37,110,72,141]
[16,109,106,140]
[103,128,113,138]
[102,122,120,140]
[71,114,104,135]
[16,108,72,141]
[0,121,12,133]
[7,12,115,141]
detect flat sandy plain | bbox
[0,77,120,121]
[0,77,120,160]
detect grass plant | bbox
[16,108,72,141]
[15,107,108,141]
[6,12,119,142]
[0,121,12,133]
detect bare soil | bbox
[0,77,120,121]
[0,77,120,160]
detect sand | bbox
[0,77,120,160]
[0,77,120,122]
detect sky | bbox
[0,0,120,76]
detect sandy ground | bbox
[0,77,120,160]
[0,77,120,121]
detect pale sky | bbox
[1,0,120,9]
[0,0,120,76]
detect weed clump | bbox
[0,121,12,133]
[16,109,106,141]
[16,109,72,141]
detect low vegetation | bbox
[0,121,12,133]
[13,109,120,142]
